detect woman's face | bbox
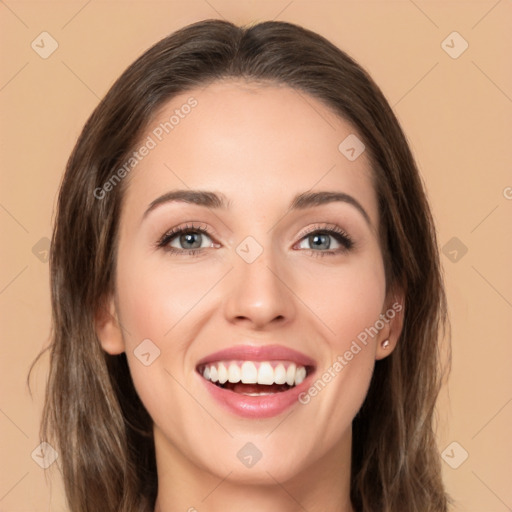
[97,80,402,486]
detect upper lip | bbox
[196,344,317,368]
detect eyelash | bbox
[156,222,354,258]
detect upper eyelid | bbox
[159,223,353,248]
[158,223,214,242]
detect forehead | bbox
[121,79,378,225]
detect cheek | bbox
[115,253,216,346]
[114,256,200,441]
[113,252,219,427]
[295,252,385,431]
[295,247,386,349]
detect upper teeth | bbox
[201,361,307,386]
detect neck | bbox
[152,425,355,512]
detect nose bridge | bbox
[223,235,295,327]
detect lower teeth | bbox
[215,382,293,393]
[242,392,275,396]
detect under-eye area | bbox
[197,361,316,396]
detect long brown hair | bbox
[29,19,451,512]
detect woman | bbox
[34,18,451,512]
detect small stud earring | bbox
[381,339,390,349]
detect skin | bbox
[95,80,404,512]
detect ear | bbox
[94,293,125,355]
[375,287,405,361]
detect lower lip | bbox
[198,371,315,419]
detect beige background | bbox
[1,1,511,511]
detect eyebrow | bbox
[143,189,371,226]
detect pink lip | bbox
[196,344,316,419]
[199,371,315,418]
[196,344,316,367]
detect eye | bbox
[156,222,354,258]
[157,223,217,256]
[295,224,354,257]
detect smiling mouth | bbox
[197,360,314,396]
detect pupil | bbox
[181,232,201,249]
[311,233,329,250]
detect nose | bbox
[223,245,296,330]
